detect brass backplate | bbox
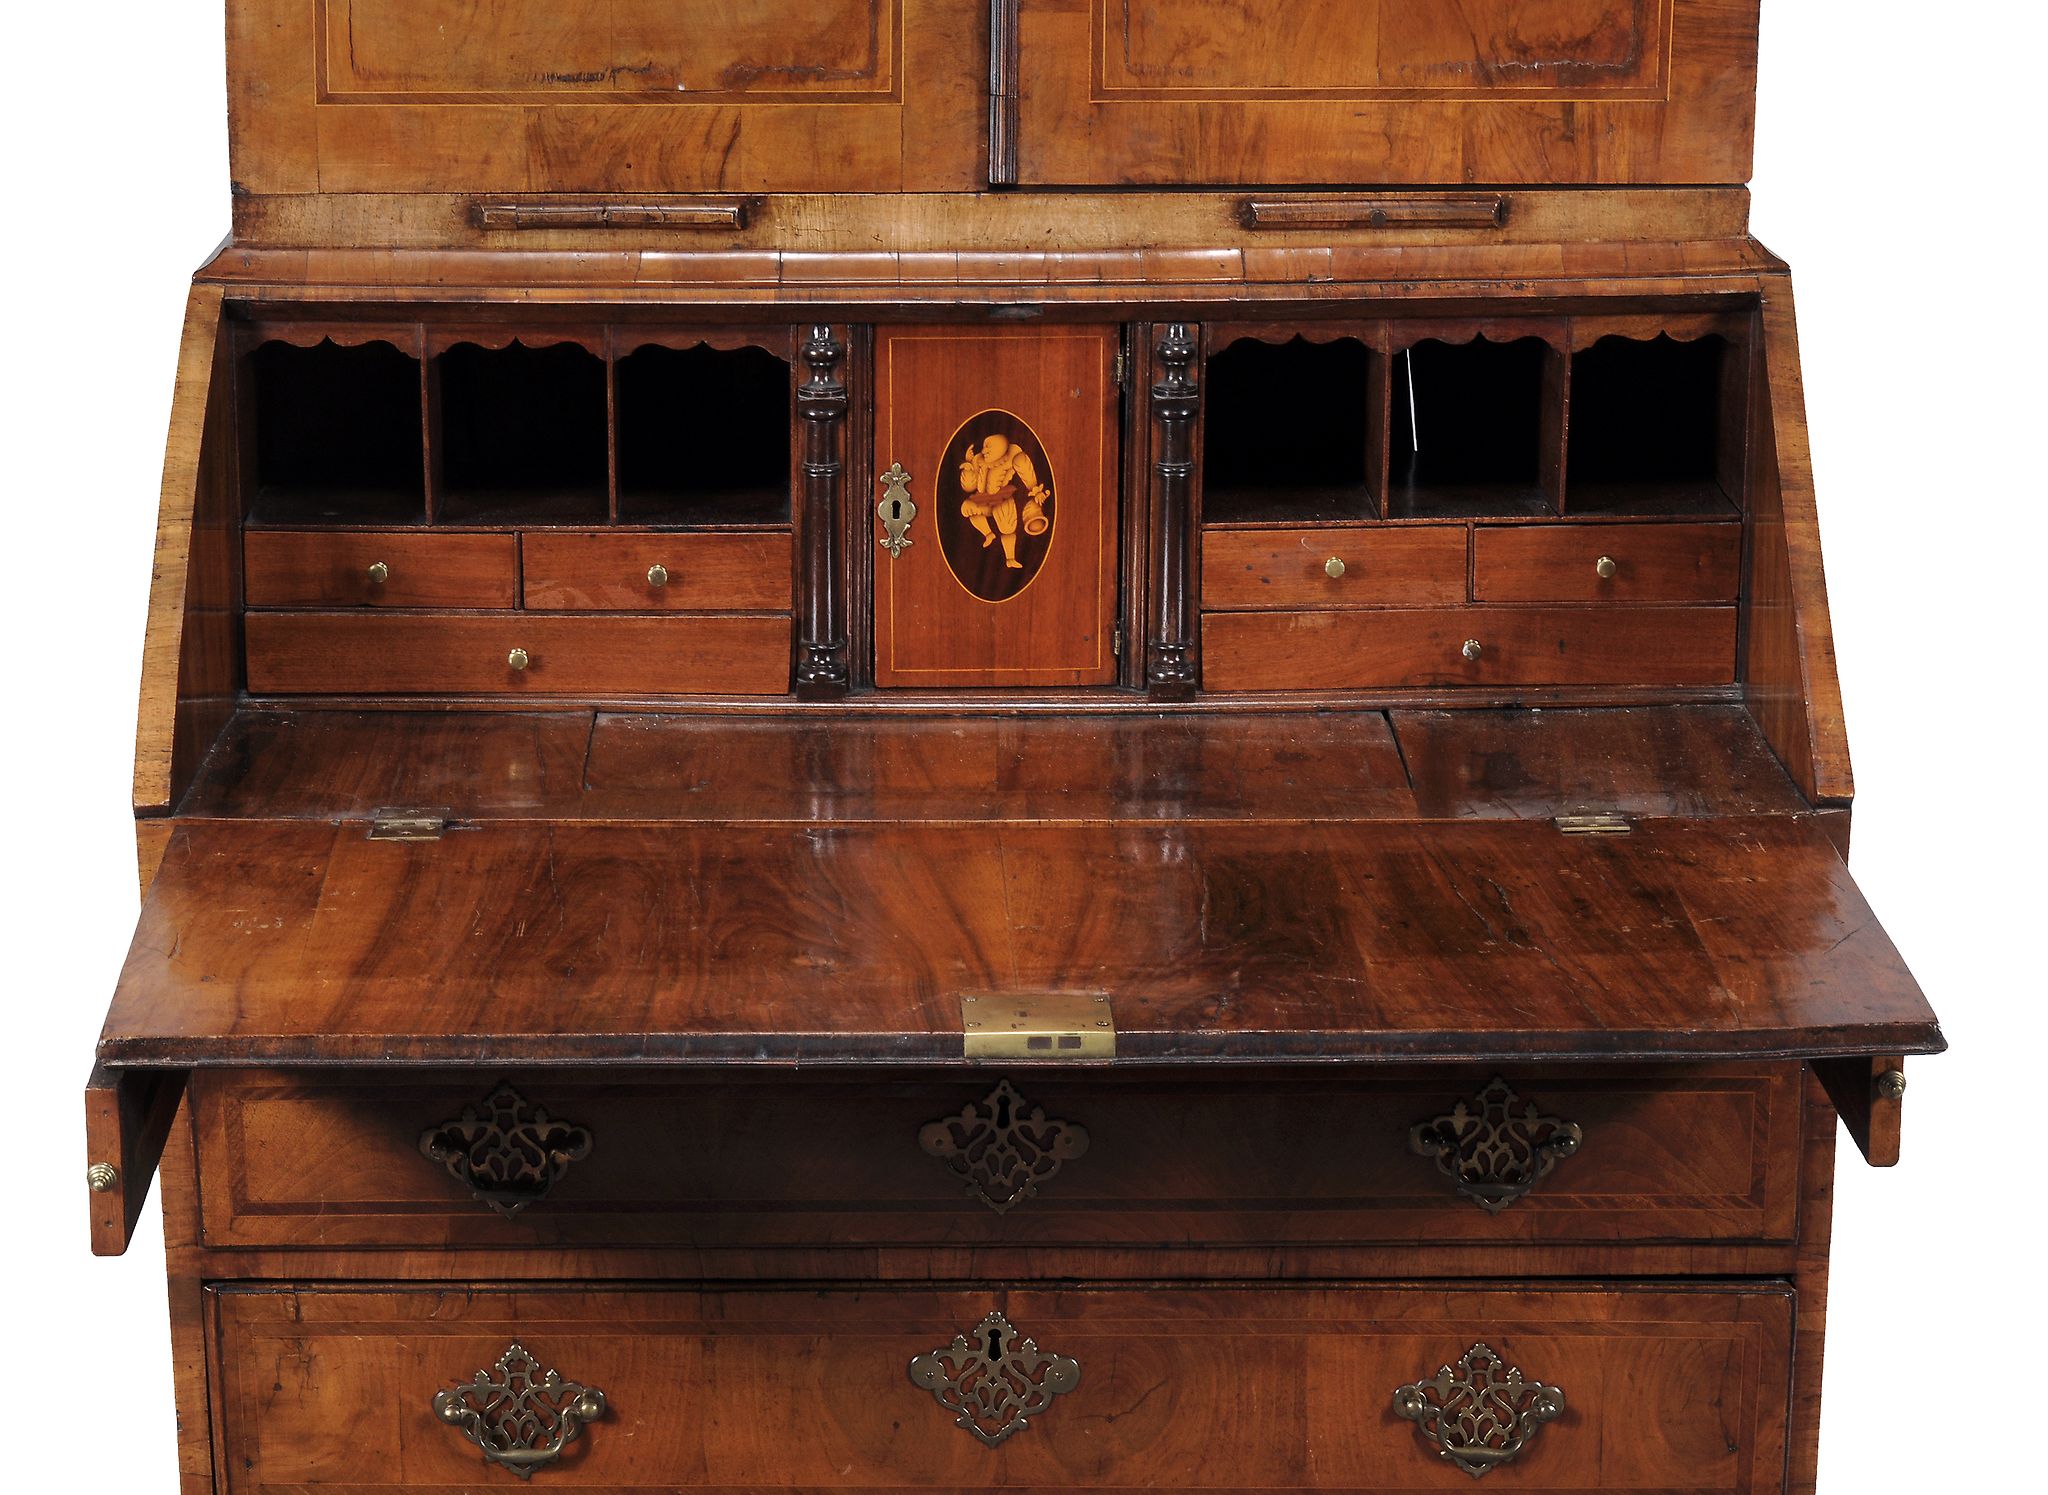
[961,994,1115,1061]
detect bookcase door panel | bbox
[1012,0,1760,186]
[874,327,1121,688]
[228,0,977,194]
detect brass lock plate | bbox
[961,994,1115,1061]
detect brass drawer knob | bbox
[86,1162,119,1193]
[1324,555,1347,579]
[646,563,669,588]
[507,647,530,672]
[1877,1069,1908,1100]
[366,561,390,585]
[1395,1342,1564,1477]
[1594,554,1618,579]
[910,1310,1079,1446]
[1461,638,1483,663]
[435,1343,607,1476]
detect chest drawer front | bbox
[521,531,795,612]
[245,612,792,695]
[244,531,519,609]
[214,1282,1792,1492]
[1202,605,1737,691]
[192,1067,1801,1253]
[1203,526,1468,609]
[1474,523,1742,603]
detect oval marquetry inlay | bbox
[937,408,1058,604]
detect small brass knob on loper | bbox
[507,648,531,672]
[1876,1069,1908,1100]
[366,561,390,585]
[87,1163,119,1193]
[1324,556,1347,579]
[646,563,670,588]
[1594,555,1618,580]
[1461,639,1483,663]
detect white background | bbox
[3,4,2041,1490]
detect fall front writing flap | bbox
[97,814,1940,1070]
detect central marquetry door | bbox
[873,327,1121,688]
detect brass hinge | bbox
[368,809,449,842]
[1553,812,1633,836]
[962,994,1116,1060]
[1113,345,1130,389]
[1111,626,1124,658]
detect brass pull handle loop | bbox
[434,1342,607,1477]
[1395,1342,1564,1477]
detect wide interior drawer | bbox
[213,1282,1794,1492]
[1473,523,1742,604]
[245,612,792,694]
[244,530,520,609]
[1202,525,1468,609]
[1202,605,1737,691]
[521,531,794,612]
[191,1067,1802,1253]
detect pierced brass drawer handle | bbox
[419,1082,594,1218]
[909,1310,1080,1446]
[434,1342,606,1479]
[919,1077,1090,1214]
[1408,1076,1582,1213]
[1395,1341,1564,1479]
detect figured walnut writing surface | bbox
[101,816,1939,1066]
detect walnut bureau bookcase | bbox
[88,4,1944,1493]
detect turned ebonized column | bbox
[795,325,849,697]
[1147,323,1200,696]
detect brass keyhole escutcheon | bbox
[647,563,669,588]
[877,463,917,559]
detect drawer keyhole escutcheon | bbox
[919,1077,1090,1213]
[877,463,918,558]
[909,1310,1080,1446]
[1394,1341,1564,1478]
[1408,1076,1583,1212]
[419,1082,594,1217]
[434,1342,607,1478]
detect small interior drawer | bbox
[244,530,519,609]
[212,1281,1793,1493]
[1202,605,1737,691]
[245,612,792,695]
[522,530,794,611]
[1474,522,1741,603]
[1202,525,1467,609]
[190,1066,1801,1255]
